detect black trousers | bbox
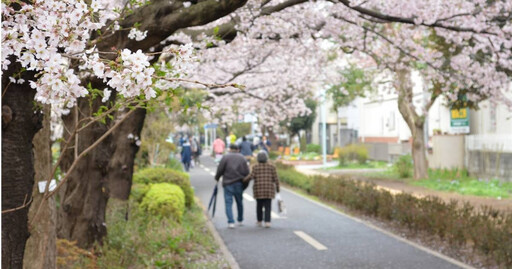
[256,199,272,222]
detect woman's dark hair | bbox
[257,151,268,163]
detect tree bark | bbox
[2,62,41,269]
[57,82,114,248]
[395,68,428,179]
[107,108,146,200]
[336,108,342,148]
[267,127,278,151]
[24,105,56,269]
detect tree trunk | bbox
[395,68,428,179]
[107,108,146,200]
[2,63,41,269]
[267,127,278,151]
[410,124,428,179]
[24,105,56,269]
[336,108,342,148]
[57,83,114,248]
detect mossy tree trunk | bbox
[24,105,56,269]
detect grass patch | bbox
[414,169,512,199]
[365,168,512,199]
[96,199,228,269]
[57,198,228,269]
[323,161,389,170]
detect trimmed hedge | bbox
[275,163,512,267]
[337,144,368,165]
[131,184,150,203]
[306,144,321,154]
[140,183,185,221]
[133,167,193,207]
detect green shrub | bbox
[141,183,185,220]
[393,154,413,178]
[97,197,228,268]
[338,144,368,165]
[275,165,512,268]
[306,144,321,154]
[133,167,193,207]
[131,184,150,203]
[165,158,184,172]
[269,151,280,160]
[276,166,314,192]
[299,135,307,152]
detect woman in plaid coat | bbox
[244,151,280,228]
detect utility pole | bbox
[321,89,327,167]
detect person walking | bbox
[213,136,226,162]
[215,144,250,228]
[190,136,198,168]
[239,136,253,161]
[193,136,202,165]
[260,136,271,153]
[181,136,192,172]
[244,151,280,228]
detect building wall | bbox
[428,135,465,170]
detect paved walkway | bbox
[189,157,471,269]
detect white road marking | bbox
[243,193,255,202]
[284,187,475,269]
[204,167,211,172]
[271,211,287,219]
[209,172,215,177]
[294,231,327,251]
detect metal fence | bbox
[465,134,512,182]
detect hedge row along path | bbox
[190,156,470,269]
[294,165,512,213]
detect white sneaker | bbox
[237,222,243,227]
[264,222,271,228]
[228,223,235,229]
[256,222,262,227]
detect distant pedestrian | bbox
[190,136,199,167]
[239,136,253,160]
[243,151,280,228]
[193,136,202,165]
[260,136,271,153]
[215,144,250,228]
[229,132,237,146]
[181,136,192,172]
[213,136,226,162]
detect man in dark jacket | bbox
[215,144,250,228]
[239,136,253,159]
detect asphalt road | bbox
[190,156,468,269]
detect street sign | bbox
[450,108,470,133]
[204,123,218,129]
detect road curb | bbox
[282,186,475,269]
[195,197,240,269]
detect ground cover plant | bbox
[365,165,512,199]
[57,168,227,269]
[275,162,512,268]
[414,169,512,199]
[324,160,388,170]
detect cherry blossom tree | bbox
[1,0,238,267]
[3,0,512,267]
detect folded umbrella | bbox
[207,184,218,217]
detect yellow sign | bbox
[451,108,467,119]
